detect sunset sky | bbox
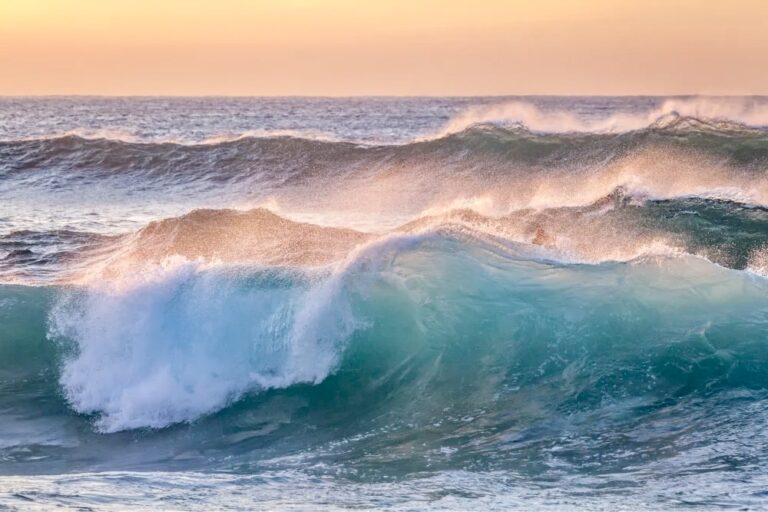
[2,0,767,96]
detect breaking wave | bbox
[436,97,768,136]
[3,98,768,509]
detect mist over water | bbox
[2,96,768,510]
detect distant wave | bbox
[4,98,768,150]
[5,98,768,284]
[3,116,768,214]
[116,196,768,272]
[0,128,343,146]
[6,191,768,287]
[434,97,768,137]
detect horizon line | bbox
[3,93,768,99]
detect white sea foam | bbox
[50,257,357,432]
[437,97,768,136]
[47,231,444,432]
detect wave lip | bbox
[45,230,437,432]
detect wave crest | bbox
[437,97,768,136]
[43,227,768,433]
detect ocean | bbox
[1,96,768,510]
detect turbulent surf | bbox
[1,96,768,510]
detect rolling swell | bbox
[2,232,768,481]
[5,193,768,284]
[3,115,768,184]
[4,115,768,241]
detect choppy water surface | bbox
[2,96,768,510]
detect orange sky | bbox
[1,0,767,96]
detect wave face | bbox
[2,97,768,509]
[4,237,768,508]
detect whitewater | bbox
[2,96,768,510]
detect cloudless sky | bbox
[1,0,767,96]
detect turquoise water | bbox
[1,97,768,509]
